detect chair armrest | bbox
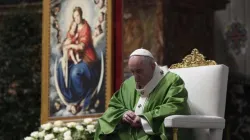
[164,115,225,129]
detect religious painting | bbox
[122,0,165,80]
[41,0,113,123]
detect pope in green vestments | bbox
[94,49,193,140]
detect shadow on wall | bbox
[214,14,239,72]
[214,13,250,140]
[0,7,42,140]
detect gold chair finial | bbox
[170,48,217,69]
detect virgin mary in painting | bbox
[50,0,106,117]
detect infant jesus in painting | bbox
[63,22,81,64]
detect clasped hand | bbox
[122,111,142,128]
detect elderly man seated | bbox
[94,49,193,140]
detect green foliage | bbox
[0,9,42,139]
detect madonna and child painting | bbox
[48,0,108,118]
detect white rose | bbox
[64,136,73,140]
[66,122,77,128]
[59,127,68,132]
[87,124,95,130]
[83,118,93,124]
[24,137,34,140]
[87,129,96,133]
[30,131,39,138]
[86,124,95,133]
[76,125,84,131]
[63,130,71,137]
[41,123,53,130]
[38,131,45,138]
[53,127,60,133]
[54,120,64,127]
[52,139,58,140]
[44,134,55,140]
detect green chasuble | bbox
[94,66,193,140]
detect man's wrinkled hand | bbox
[131,116,142,128]
[122,111,136,124]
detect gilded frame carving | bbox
[170,48,217,69]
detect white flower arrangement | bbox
[24,118,98,140]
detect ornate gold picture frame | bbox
[41,0,113,124]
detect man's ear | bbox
[151,63,156,69]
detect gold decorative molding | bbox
[170,48,217,69]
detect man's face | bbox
[73,11,81,24]
[128,56,155,88]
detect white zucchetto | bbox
[130,48,154,59]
